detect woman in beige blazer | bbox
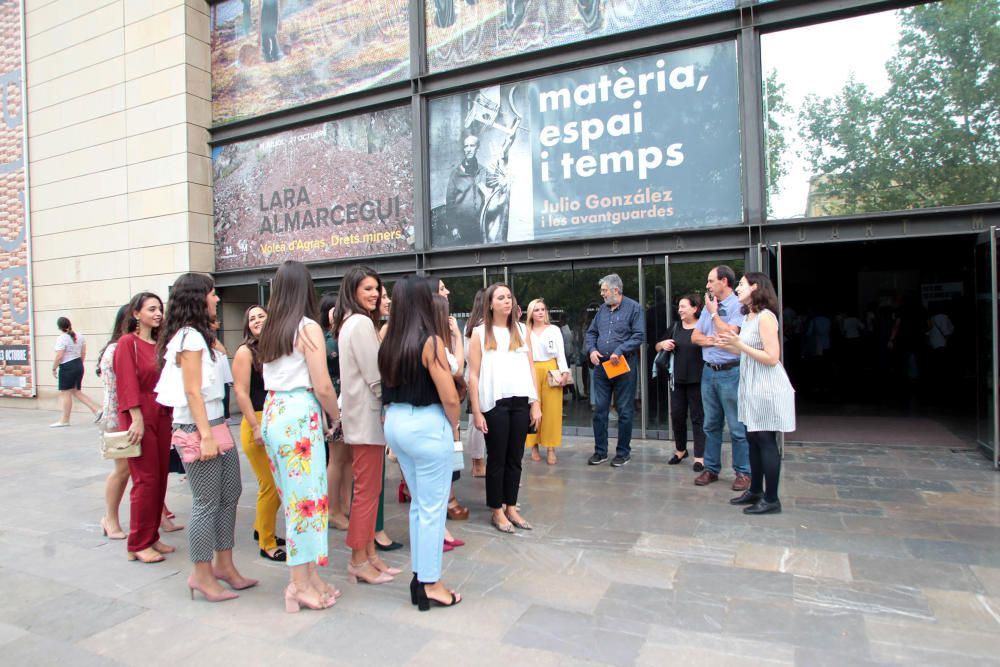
[333,266,401,585]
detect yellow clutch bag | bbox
[101,430,140,459]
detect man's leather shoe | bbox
[732,474,751,491]
[694,470,718,486]
[743,499,782,515]
[729,490,762,505]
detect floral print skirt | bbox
[262,388,328,567]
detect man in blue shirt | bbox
[692,265,750,490]
[584,274,645,467]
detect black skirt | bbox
[57,358,84,391]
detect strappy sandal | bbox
[260,547,287,561]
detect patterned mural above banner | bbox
[211,0,409,125]
[0,0,32,397]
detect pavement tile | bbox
[503,604,645,665]
[734,543,852,581]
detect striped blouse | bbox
[738,309,796,433]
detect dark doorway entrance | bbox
[778,235,977,447]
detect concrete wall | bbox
[2,0,213,410]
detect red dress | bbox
[114,334,173,553]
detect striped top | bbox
[738,309,796,433]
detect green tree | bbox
[798,0,1000,215]
[763,69,791,215]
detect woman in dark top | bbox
[380,276,462,611]
[232,305,285,562]
[655,294,705,469]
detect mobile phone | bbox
[527,421,538,435]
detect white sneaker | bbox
[49,421,70,428]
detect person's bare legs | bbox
[103,459,129,536]
[212,549,255,588]
[59,390,72,424]
[327,440,351,529]
[72,388,101,414]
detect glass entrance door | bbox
[974,228,999,467]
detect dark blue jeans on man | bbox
[701,365,750,475]
[592,357,637,459]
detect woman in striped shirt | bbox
[716,273,795,515]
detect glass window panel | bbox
[762,0,1000,219]
[211,0,410,125]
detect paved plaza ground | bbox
[1,407,999,666]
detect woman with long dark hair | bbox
[333,265,400,585]
[97,304,134,539]
[233,305,285,561]
[717,273,796,515]
[155,274,254,600]
[380,275,463,610]
[259,260,342,611]
[464,288,487,478]
[114,292,174,563]
[319,291,351,531]
[50,316,101,427]
[468,283,541,533]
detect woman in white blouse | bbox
[524,299,570,465]
[468,283,541,533]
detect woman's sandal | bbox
[260,547,287,561]
[547,449,557,465]
[127,548,165,563]
[416,583,461,611]
[530,445,541,462]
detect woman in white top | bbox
[96,305,132,540]
[332,265,400,585]
[524,298,570,465]
[50,316,101,427]
[717,272,796,516]
[259,260,342,612]
[468,283,541,533]
[155,274,255,600]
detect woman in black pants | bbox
[468,283,541,533]
[656,295,705,470]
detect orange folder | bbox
[602,356,631,379]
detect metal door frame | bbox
[976,227,999,467]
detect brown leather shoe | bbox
[732,474,751,491]
[694,470,719,486]
[447,498,470,521]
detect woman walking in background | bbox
[468,283,541,533]
[524,298,570,466]
[260,261,342,611]
[717,273,796,515]
[319,292,351,532]
[655,294,705,470]
[51,316,101,427]
[334,265,399,585]
[232,305,286,562]
[97,304,133,539]
[156,275,255,599]
[381,276,463,610]
[114,293,174,563]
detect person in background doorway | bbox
[524,298,570,465]
[464,288,488,478]
[51,316,102,427]
[655,294,705,470]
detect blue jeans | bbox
[701,365,750,475]
[592,356,637,458]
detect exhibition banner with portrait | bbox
[213,106,414,271]
[211,0,409,125]
[425,0,736,73]
[428,40,741,248]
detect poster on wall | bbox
[0,0,33,397]
[211,0,409,125]
[428,41,741,248]
[213,106,414,271]
[426,0,736,73]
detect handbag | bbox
[101,430,140,459]
[546,369,571,387]
[453,437,465,472]
[171,423,236,464]
[654,322,678,373]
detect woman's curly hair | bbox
[157,273,216,369]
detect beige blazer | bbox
[338,313,385,445]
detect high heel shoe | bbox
[369,556,402,576]
[100,516,126,540]
[443,536,465,548]
[410,573,419,605]
[415,582,461,612]
[151,541,175,554]
[284,583,333,613]
[348,560,394,584]
[398,480,411,503]
[188,575,238,602]
[127,548,164,563]
[213,570,259,590]
[160,516,185,532]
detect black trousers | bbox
[483,397,530,509]
[670,381,705,457]
[747,431,781,502]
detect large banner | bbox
[211,0,409,125]
[426,0,735,73]
[0,0,32,397]
[213,106,414,271]
[428,41,741,248]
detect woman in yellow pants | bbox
[232,305,285,561]
[524,299,571,465]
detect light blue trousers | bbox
[384,403,452,583]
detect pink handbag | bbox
[171,424,236,464]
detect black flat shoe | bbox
[376,539,404,552]
[730,490,762,505]
[253,530,286,546]
[667,451,689,465]
[260,547,287,561]
[743,499,782,515]
[693,461,705,473]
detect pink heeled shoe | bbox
[100,516,126,540]
[284,583,334,613]
[213,570,259,590]
[187,575,238,602]
[369,556,402,576]
[348,560,394,584]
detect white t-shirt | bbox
[55,332,85,363]
[154,327,225,423]
[527,324,569,371]
[927,313,954,350]
[474,323,538,413]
